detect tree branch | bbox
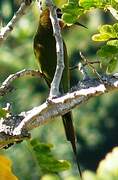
[0,0,32,45]
[45,0,64,98]
[0,73,118,149]
[0,69,42,96]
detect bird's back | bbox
[33,8,69,91]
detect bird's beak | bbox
[56,8,87,29]
[74,22,88,29]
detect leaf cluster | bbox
[92,23,118,73]
[62,0,118,73]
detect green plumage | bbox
[34,9,69,91]
[33,8,82,178]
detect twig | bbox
[70,61,100,70]
[45,0,64,98]
[0,0,32,45]
[80,52,102,82]
[0,69,42,96]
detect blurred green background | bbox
[0,0,118,179]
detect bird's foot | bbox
[46,98,54,105]
[46,92,61,104]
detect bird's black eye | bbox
[56,8,62,19]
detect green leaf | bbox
[93,22,118,74]
[97,45,118,58]
[99,25,116,37]
[62,1,84,24]
[62,0,118,25]
[62,13,77,24]
[107,40,118,46]
[97,44,118,73]
[92,33,111,41]
[30,139,71,173]
[107,58,117,73]
[62,1,81,14]
[79,0,98,9]
[113,23,118,35]
[79,0,109,9]
[53,0,67,8]
[92,24,117,42]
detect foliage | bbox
[62,0,118,24]
[62,0,118,73]
[92,23,118,73]
[3,146,118,180]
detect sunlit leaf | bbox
[79,0,111,9]
[79,0,98,9]
[99,25,116,37]
[107,40,118,46]
[92,33,111,41]
[92,24,117,42]
[53,0,67,7]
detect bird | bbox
[33,7,82,179]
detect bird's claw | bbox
[46,95,58,105]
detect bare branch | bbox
[0,69,42,96]
[45,0,64,98]
[0,0,32,45]
[0,74,118,149]
[69,61,100,71]
[80,52,102,82]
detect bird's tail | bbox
[62,112,82,179]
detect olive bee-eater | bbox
[33,6,82,178]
